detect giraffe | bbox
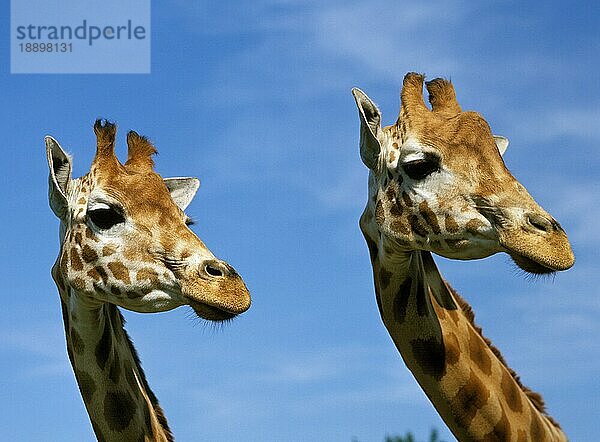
[352,73,574,441]
[46,120,251,441]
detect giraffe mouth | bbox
[187,299,237,322]
[507,252,556,275]
[499,228,574,275]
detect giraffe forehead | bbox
[97,169,169,200]
[93,171,183,220]
[395,111,499,160]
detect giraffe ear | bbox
[164,177,200,210]
[352,87,382,170]
[46,136,72,219]
[493,135,509,156]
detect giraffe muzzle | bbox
[498,211,575,274]
[180,259,251,321]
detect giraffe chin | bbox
[507,252,556,275]
[499,229,574,274]
[187,299,237,322]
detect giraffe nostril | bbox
[202,260,230,278]
[205,264,223,277]
[527,213,554,233]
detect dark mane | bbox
[447,285,561,429]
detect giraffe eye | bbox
[403,158,440,180]
[88,207,125,230]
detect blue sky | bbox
[1,1,599,441]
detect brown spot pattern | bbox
[385,185,396,202]
[87,268,101,282]
[483,409,511,441]
[530,414,544,440]
[102,245,116,256]
[401,191,413,207]
[393,277,411,323]
[468,326,492,375]
[136,268,160,286]
[104,390,136,431]
[95,321,112,370]
[108,262,131,284]
[419,201,441,234]
[451,370,490,428]
[75,368,97,404]
[465,218,485,234]
[409,214,429,237]
[81,244,99,263]
[70,249,84,271]
[85,228,98,242]
[90,266,109,284]
[390,219,410,234]
[72,277,86,291]
[444,214,460,233]
[444,332,461,365]
[390,201,403,217]
[501,369,523,413]
[411,337,446,379]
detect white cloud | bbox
[312,1,467,81]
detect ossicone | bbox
[92,119,120,167]
[125,130,157,172]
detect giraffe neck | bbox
[363,229,567,441]
[53,263,173,442]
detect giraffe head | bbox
[47,120,251,321]
[353,73,574,274]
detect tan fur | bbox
[355,73,572,441]
[48,120,251,441]
[448,285,560,427]
[125,130,157,172]
[425,77,462,114]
